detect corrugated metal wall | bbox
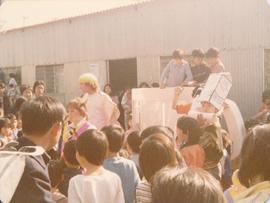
[0,0,269,118]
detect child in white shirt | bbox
[68,129,124,203]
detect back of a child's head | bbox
[177,116,202,146]
[139,133,178,182]
[152,167,225,203]
[140,125,175,143]
[76,129,108,166]
[127,131,141,154]
[20,96,66,136]
[63,140,79,166]
[0,117,10,132]
[101,125,124,153]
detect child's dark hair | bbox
[205,47,220,58]
[33,80,45,92]
[238,125,270,187]
[20,84,32,95]
[63,140,79,166]
[14,97,27,114]
[140,125,175,143]
[127,131,141,154]
[192,49,205,58]
[152,167,225,203]
[177,117,202,146]
[172,49,184,60]
[0,118,10,130]
[76,129,108,166]
[48,159,65,188]
[101,125,124,153]
[20,96,66,136]
[139,133,178,182]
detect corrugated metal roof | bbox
[0,0,151,33]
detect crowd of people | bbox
[0,47,270,203]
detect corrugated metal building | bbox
[0,0,270,119]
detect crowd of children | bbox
[0,48,270,203]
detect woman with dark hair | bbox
[234,125,270,202]
[176,116,205,168]
[33,80,45,97]
[103,84,119,105]
[152,167,226,203]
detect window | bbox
[264,49,270,89]
[0,66,21,85]
[36,64,64,94]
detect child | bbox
[152,167,226,203]
[58,140,82,197]
[20,84,33,100]
[6,113,18,139]
[65,98,96,141]
[126,131,141,172]
[0,118,12,147]
[190,49,210,83]
[68,129,124,203]
[205,47,225,73]
[102,125,140,203]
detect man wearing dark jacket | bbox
[10,96,66,203]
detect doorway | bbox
[108,58,137,93]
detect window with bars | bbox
[0,66,21,85]
[264,49,270,89]
[36,64,64,94]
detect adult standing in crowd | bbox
[10,96,66,203]
[80,73,120,129]
[160,49,193,87]
[33,80,45,98]
[0,82,11,115]
[190,49,211,83]
[205,47,225,73]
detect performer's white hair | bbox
[79,73,100,92]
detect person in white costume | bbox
[79,73,120,129]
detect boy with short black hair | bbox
[102,125,140,203]
[190,49,211,83]
[68,129,124,203]
[205,47,225,73]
